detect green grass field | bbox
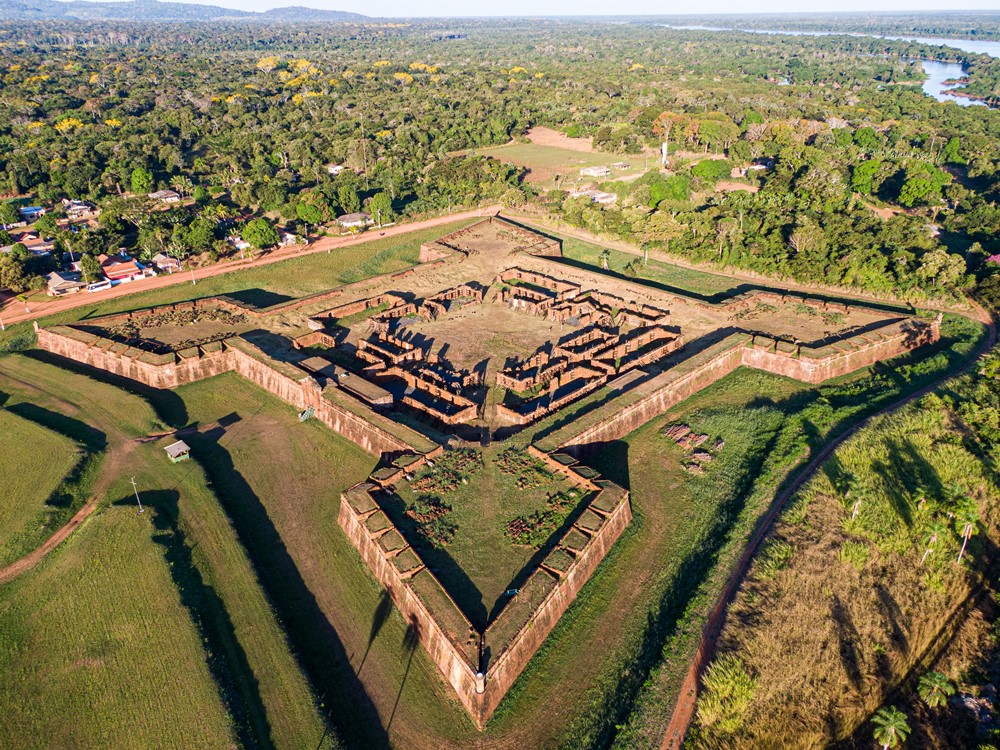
[559,237,740,298]
[475,143,645,185]
[0,410,81,566]
[0,355,334,750]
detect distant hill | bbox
[0,0,367,22]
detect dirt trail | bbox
[660,300,997,750]
[0,206,499,327]
[0,439,134,585]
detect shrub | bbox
[691,158,732,182]
[840,540,870,570]
[756,539,794,580]
[696,654,757,734]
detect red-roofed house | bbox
[99,253,155,283]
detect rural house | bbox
[148,189,181,204]
[579,166,611,178]
[337,212,371,229]
[152,253,182,273]
[46,270,86,296]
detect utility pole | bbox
[131,476,144,514]
[190,267,196,286]
[377,208,382,228]
[0,312,5,331]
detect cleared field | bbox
[0,410,81,566]
[476,142,645,185]
[0,355,333,750]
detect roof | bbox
[338,212,370,224]
[47,271,85,290]
[149,190,180,200]
[152,253,180,265]
[164,440,190,458]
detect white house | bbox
[152,253,182,273]
[326,164,346,176]
[580,166,611,178]
[337,212,371,229]
[148,190,181,204]
[568,189,617,205]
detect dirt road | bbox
[0,206,498,327]
[660,300,997,750]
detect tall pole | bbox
[0,313,5,331]
[360,110,370,192]
[190,267,196,286]
[131,476,144,514]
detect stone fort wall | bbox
[559,318,940,454]
[35,325,420,456]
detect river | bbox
[663,25,1000,106]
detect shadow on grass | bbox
[25,350,189,428]
[5,401,107,451]
[188,426,391,750]
[114,489,274,750]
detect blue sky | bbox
[160,0,1000,16]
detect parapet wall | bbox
[36,326,421,457]
[559,317,940,453]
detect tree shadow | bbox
[114,489,274,750]
[831,594,864,692]
[359,591,393,676]
[387,615,421,732]
[188,427,391,749]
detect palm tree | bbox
[917,671,955,708]
[872,706,910,749]
[849,480,869,522]
[599,248,611,271]
[954,499,979,564]
[921,519,948,564]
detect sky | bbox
[141,0,1000,17]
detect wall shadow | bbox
[113,489,274,750]
[188,427,391,749]
[5,401,107,451]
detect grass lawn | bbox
[386,446,583,629]
[0,410,81,566]
[0,355,333,750]
[475,143,645,185]
[0,494,236,750]
[559,236,740,298]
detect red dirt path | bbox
[0,206,499,327]
[660,300,996,749]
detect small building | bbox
[1,232,54,256]
[580,166,611,178]
[229,235,252,251]
[99,253,154,283]
[326,164,346,176]
[610,162,631,170]
[279,231,298,247]
[148,190,181,204]
[164,440,191,463]
[62,199,96,220]
[152,253,182,273]
[19,206,46,222]
[46,270,87,296]
[568,189,617,206]
[337,212,371,229]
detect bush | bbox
[840,540,870,570]
[696,654,757,734]
[756,539,794,580]
[691,159,732,182]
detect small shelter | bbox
[164,440,191,463]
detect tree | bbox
[917,672,955,708]
[296,202,323,235]
[337,185,361,214]
[0,254,28,292]
[243,218,280,250]
[185,218,216,252]
[368,192,394,224]
[78,253,103,283]
[851,160,881,195]
[130,167,154,195]
[871,706,910,750]
[34,213,59,237]
[0,202,18,230]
